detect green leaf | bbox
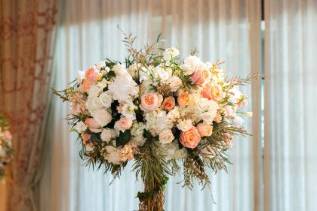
[116,130,131,147]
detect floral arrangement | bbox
[0,115,13,180]
[55,35,250,211]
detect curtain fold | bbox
[0,0,57,210]
[40,0,260,211]
[265,0,317,211]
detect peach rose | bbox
[162,96,175,111]
[201,84,213,100]
[197,123,213,137]
[190,70,206,85]
[141,93,163,112]
[177,89,190,107]
[81,79,93,92]
[81,133,91,145]
[180,127,201,149]
[85,67,98,82]
[114,117,133,132]
[84,118,101,130]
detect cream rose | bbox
[197,123,213,137]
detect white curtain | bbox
[265,0,317,211]
[40,0,259,210]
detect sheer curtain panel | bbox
[265,0,317,211]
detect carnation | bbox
[177,119,193,131]
[159,129,174,144]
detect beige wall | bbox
[0,181,7,211]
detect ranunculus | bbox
[197,123,213,137]
[81,133,91,145]
[162,96,175,111]
[91,109,112,127]
[85,67,98,82]
[159,129,174,144]
[101,128,115,143]
[190,70,206,85]
[84,118,101,132]
[141,93,163,112]
[177,89,189,107]
[179,127,201,149]
[114,117,133,132]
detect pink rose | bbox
[81,79,93,92]
[84,118,101,130]
[161,96,175,111]
[114,117,133,132]
[81,133,91,145]
[85,67,98,82]
[141,93,162,112]
[180,127,201,149]
[190,70,206,85]
[197,123,213,137]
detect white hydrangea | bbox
[130,122,146,146]
[73,121,87,133]
[145,110,173,135]
[108,70,138,102]
[117,101,137,120]
[86,95,103,114]
[177,119,193,131]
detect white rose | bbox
[177,119,193,131]
[91,109,112,127]
[154,66,171,81]
[73,121,87,133]
[163,48,180,61]
[99,92,112,108]
[112,64,127,76]
[182,55,207,75]
[101,128,116,143]
[159,129,174,144]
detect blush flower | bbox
[114,117,133,132]
[141,93,163,112]
[197,123,213,137]
[161,96,175,111]
[177,89,190,107]
[190,70,206,85]
[85,67,98,82]
[179,127,201,149]
[84,118,101,132]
